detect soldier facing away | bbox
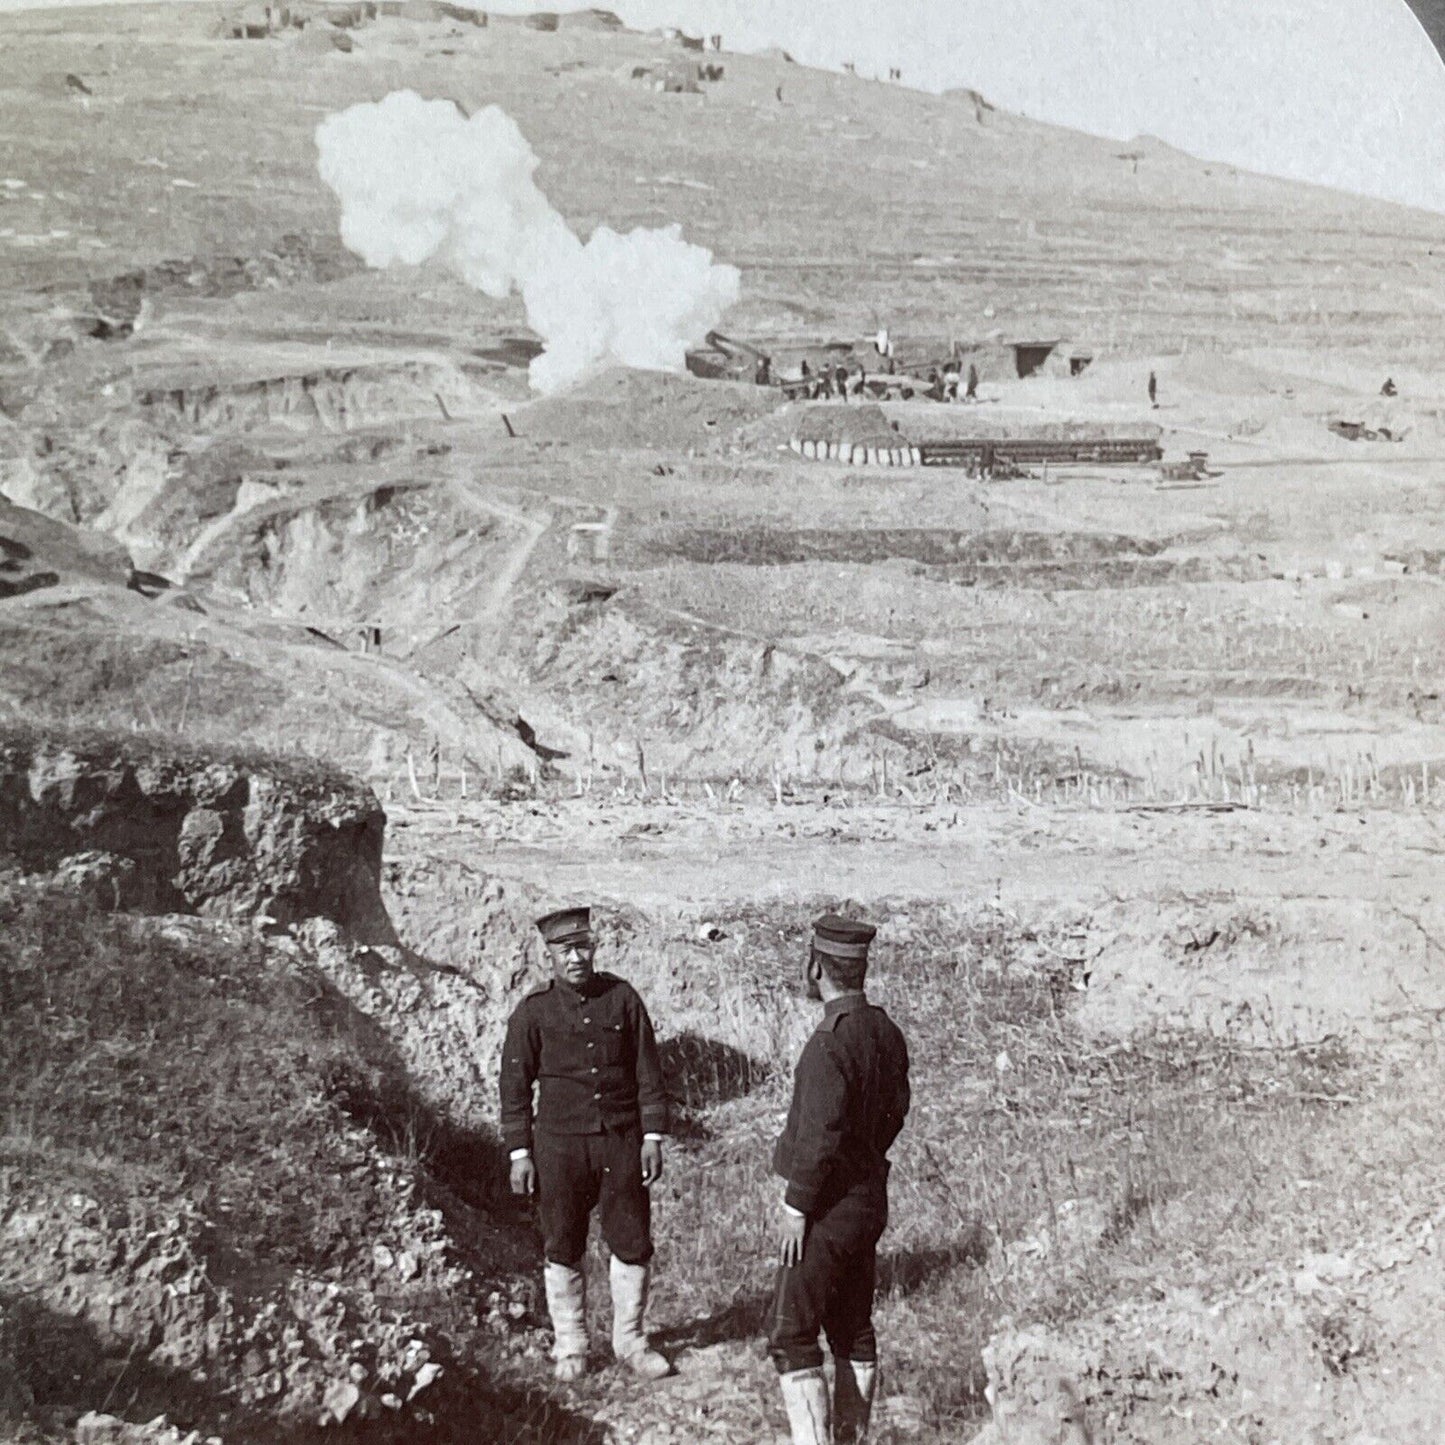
[769,915,912,1444]
[500,906,672,1382]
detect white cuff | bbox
[783,1198,805,1218]
[509,1148,532,1161]
[643,1133,664,1143]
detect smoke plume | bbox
[315,91,740,394]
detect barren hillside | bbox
[3,4,1445,1443]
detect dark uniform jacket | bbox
[773,994,910,1215]
[499,973,669,1153]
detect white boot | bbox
[833,1358,877,1443]
[780,1366,831,1445]
[543,1261,589,1382]
[609,1256,671,1379]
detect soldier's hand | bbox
[778,1208,806,1268]
[510,1155,537,1197]
[640,1137,664,1188]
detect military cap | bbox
[812,913,877,960]
[535,906,593,945]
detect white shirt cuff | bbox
[783,1198,805,1218]
[643,1133,664,1142]
[509,1148,531,1161]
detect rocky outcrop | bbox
[0,726,389,936]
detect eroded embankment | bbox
[0,730,598,1443]
[0,724,388,934]
[135,359,494,436]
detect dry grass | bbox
[613,901,1436,1439]
[0,885,392,1267]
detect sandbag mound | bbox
[296,19,354,49]
[515,366,777,450]
[787,403,920,467]
[557,7,622,29]
[523,10,558,29]
[315,0,376,26]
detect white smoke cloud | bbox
[315,90,740,393]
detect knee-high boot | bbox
[543,1260,589,1382]
[779,1366,831,1445]
[833,1358,877,1443]
[608,1256,671,1379]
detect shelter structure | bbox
[625,60,701,93]
[1010,340,1061,378]
[568,522,612,562]
[557,8,623,29]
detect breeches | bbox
[768,1183,887,1374]
[535,1129,652,1267]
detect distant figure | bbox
[800,358,812,380]
[1382,377,1398,397]
[1147,370,1158,408]
[834,363,850,400]
[927,367,941,400]
[943,363,960,403]
[874,327,893,361]
[776,84,784,103]
[755,355,772,385]
[965,363,979,403]
[853,367,868,398]
[711,33,722,51]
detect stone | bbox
[408,1360,443,1398]
[320,1378,362,1424]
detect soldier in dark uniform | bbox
[500,906,671,1383]
[769,915,911,1444]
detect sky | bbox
[5,0,1445,214]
